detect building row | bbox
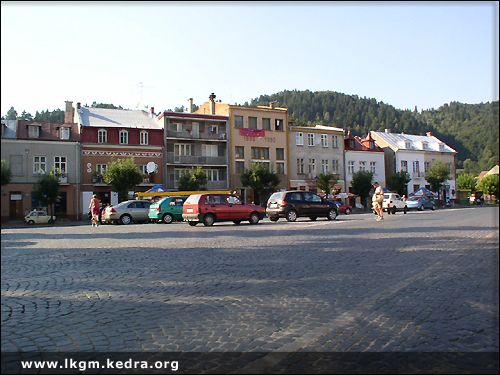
[1,95,457,221]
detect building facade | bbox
[158,111,229,190]
[75,103,164,215]
[1,117,81,221]
[288,124,345,193]
[196,94,289,203]
[371,130,457,196]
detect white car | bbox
[382,193,408,214]
[24,209,56,225]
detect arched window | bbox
[140,130,148,145]
[119,130,128,144]
[98,129,107,143]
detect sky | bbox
[1,1,498,116]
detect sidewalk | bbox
[1,218,89,229]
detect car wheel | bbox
[431,205,435,211]
[48,218,54,224]
[28,220,35,225]
[233,220,241,225]
[120,214,132,225]
[418,205,424,211]
[403,206,408,214]
[309,217,317,221]
[249,212,260,225]
[188,221,198,226]
[269,216,279,222]
[203,214,215,226]
[345,208,351,215]
[286,210,298,222]
[162,213,174,224]
[327,209,337,221]
[392,206,397,215]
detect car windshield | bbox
[268,192,282,202]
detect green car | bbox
[148,196,187,224]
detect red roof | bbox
[344,133,383,152]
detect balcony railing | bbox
[166,152,227,165]
[166,178,228,190]
[166,129,227,141]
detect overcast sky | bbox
[1,1,498,115]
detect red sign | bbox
[239,128,266,137]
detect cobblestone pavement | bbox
[1,207,498,353]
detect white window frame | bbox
[321,134,328,147]
[98,129,107,143]
[296,132,304,146]
[308,158,316,174]
[140,130,148,145]
[401,160,408,172]
[307,133,315,147]
[28,125,40,138]
[202,144,218,157]
[119,130,129,144]
[359,161,366,172]
[370,161,376,173]
[321,159,329,174]
[276,162,285,175]
[54,156,67,175]
[60,127,70,140]
[348,161,355,174]
[96,164,107,175]
[205,169,220,181]
[297,158,304,174]
[332,135,339,148]
[332,159,339,174]
[174,143,192,156]
[33,156,46,175]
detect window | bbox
[235,146,245,159]
[275,119,283,131]
[33,156,46,175]
[332,135,339,148]
[98,129,107,143]
[405,141,411,149]
[439,144,445,152]
[321,134,328,147]
[307,133,315,146]
[262,118,271,130]
[369,141,375,150]
[205,169,220,181]
[54,156,67,175]
[28,125,40,138]
[422,141,428,150]
[401,160,408,172]
[140,131,148,145]
[96,164,107,175]
[248,117,257,129]
[235,161,245,174]
[296,132,304,146]
[234,115,244,129]
[359,161,366,171]
[175,123,183,132]
[321,159,329,174]
[254,161,270,171]
[276,148,284,161]
[174,168,190,181]
[370,161,376,173]
[60,127,70,140]
[202,144,218,157]
[413,161,420,175]
[119,130,128,144]
[209,125,218,134]
[308,158,316,174]
[425,161,431,172]
[446,162,453,175]
[276,162,285,175]
[297,158,304,174]
[251,147,269,160]
[348,161,355,174]
[332,159,339,174]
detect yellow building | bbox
[196,94,288,203]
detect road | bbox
[1,207,498,357]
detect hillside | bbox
[249,90,498,172]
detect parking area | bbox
[1,207,498,355]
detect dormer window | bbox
[59,127,70,140]
[422,141,428,150]
[28,125,40,138]
[349,139,355,149]
[405,141,411,149]
[439,143,445,152]
[370,140,375,149]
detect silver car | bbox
[102,200,151,225]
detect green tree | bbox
[426,161,451,194]
[103,157,143,202]
[177,167,207,191]
[476,174,499,202]
[351,170,374,211]
[317,173,337,196]
[1,160,11,185]
[5,106,17,120]
[19,110,33,120]
[32,171,60,217]
[91,102,124,109]
[386,171,411,196]
[240,163,280,205]
[456,173,477,191]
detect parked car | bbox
[149,196,187,224]
[266,191,338,222]
[24,209,56,225]
[101,200,151,225]
[182,193,266,226]
[329,200,353,215]
[382,193,408,214]
[406,195,436,211]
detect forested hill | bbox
[249,90,498,172]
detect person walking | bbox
[372,182,384,221]
[89,194,101,227]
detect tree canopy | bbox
[351,170,374,210]
[316,173,337,196]
[103,158,143,202]
[386,171,411,196]
[240,163,280,205]
[177,167,207,191]
[1,160,11,186]
[32,171,60,216]
[425,161,450,193]
[476,174,499,200]
[456,173,477,191]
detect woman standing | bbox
[89,194,101,227]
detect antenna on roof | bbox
[136,81,155,110]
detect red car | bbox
[182,193,266,226]
[329,200,353,215]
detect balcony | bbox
[166,177,228,190]
[166,152,227,165]
[166,129,227,141]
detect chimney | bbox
[64,101,74,124]
[384,128,390,133]
[269,101,276,109]
[188,98,193,113]
[426,131,433,137]
[150,107,155,118]
[77,102,81,110]
[209,93,216,115]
